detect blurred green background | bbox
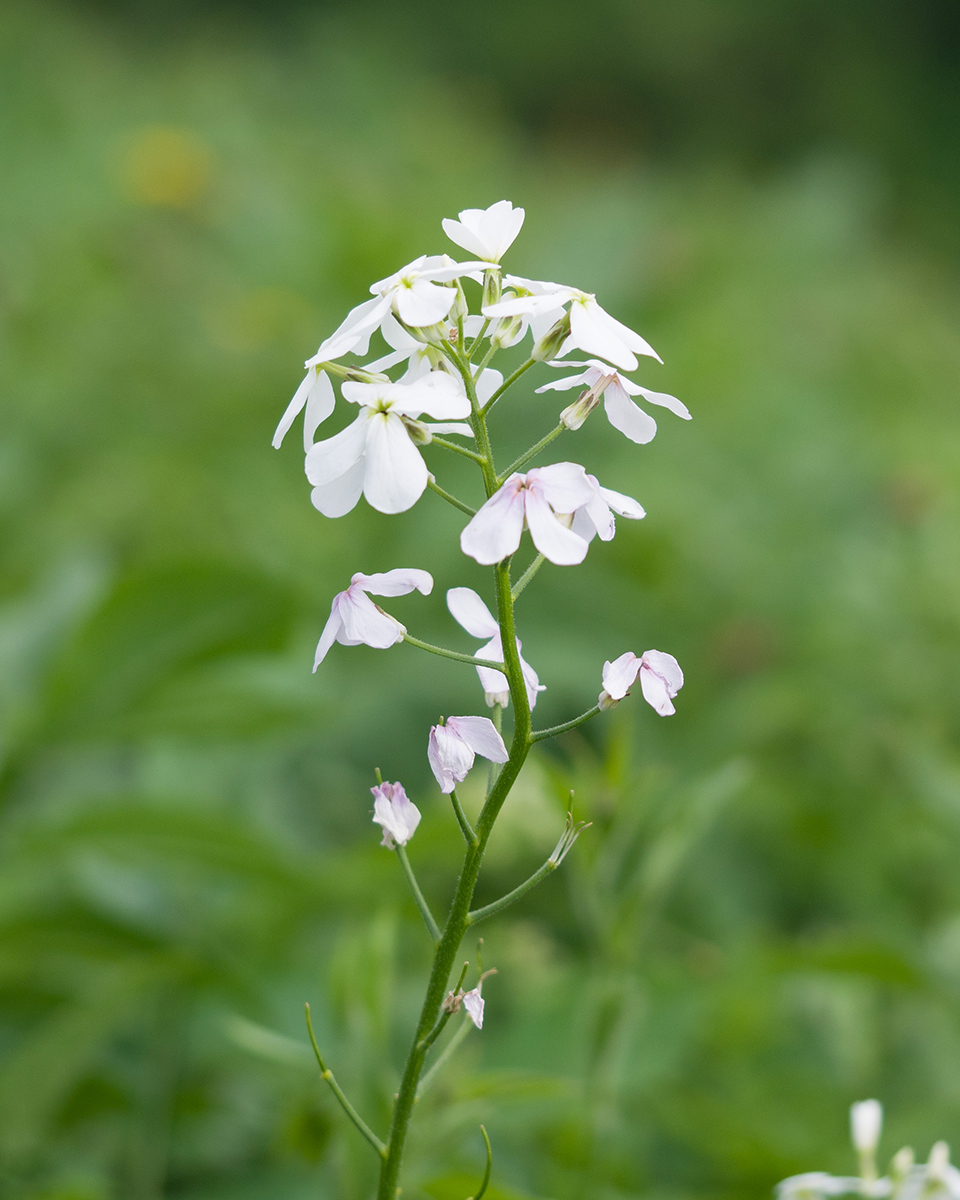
[2,1,960,1197]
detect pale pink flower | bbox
[571,474,645,544]
[313,569,433,671]
[462,987,484,1029]
[446,587,544,709]
[428,716,508,793]
[536,359,690,444]
[599,650,683,715]
[371,780,421,848]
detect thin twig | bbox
[396,845,441,944]
[305,1004,387,1158]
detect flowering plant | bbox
[274,200,687,1198]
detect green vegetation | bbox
[1,3,960,1197]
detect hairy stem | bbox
[530,704,602,743]
[499,423,565,481]
[481,357,536,415]
[426,477,476,516]
[402,634,502,671]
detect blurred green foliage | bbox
[2,2,960,1198]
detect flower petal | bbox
[598,485,645,520]
[447,715,508,763]
[409,371,472,420]
[528,462,595,514]
[569,299,637,371]
[639,663,676,716]
[447,588,499,638]
[305,411,369,485]
[353,568,434,598]
[474,368,503,407]
[524,487,589,565]
[273,369,314,449]
[534,371,587,393]
[423,422,474,436]
[393,279,456,327]
[460,477,526,565]
[641,649,684,695]
[305,295,390,366]
[312,595,346,670]
[602,386,657,445]
[310,456,365,518]
[634,385,691,420]
[363,412,429,514]
[428,724,475,793]
[337,589,406,649]
[303,370,336,450]
[462,988,484,1029]
[601,652,641,700]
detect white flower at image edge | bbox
[536,359,691,445]
[371,781,421,849]
[483,275,661,371]
[305,371,471,517]
[447,587,544,709]
[313,569,433,670]
[442,200,525,264]
[600,650,684,716]
[428,716,508,793]
[460,462,597,566]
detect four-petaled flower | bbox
[599,650,684,716]
[306,371,471,517]
[442,200,525,264]
[447,587,544,709]
[483,275,661,371]
[572,474,646,544]
[372,780,421,848]
[460,463,597,566]
[428,716,509,793]
[368,253,489,329]
[536,359,690,444]
[313,569,433,671]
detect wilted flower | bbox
[305,371,471,517]
[428,716,508,793]
[372,781,421,848]
[536,358,690,444]
[599,650,684,715]
[313,569,433,670]
[460,463,597,566]
[461,987,484,1029]
[447,586,544,709]
[442,200,525,264]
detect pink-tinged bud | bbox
[371,781,421,849]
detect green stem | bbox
[396,845,441,944]
[465,317,490,360]
[467,857,559,926]
[438,344,499,498]
[416,1016,473,1098]
[481,357,536,415]
[511,554,545,601]
[402,634,503,671]
[473,1126,493,1200]
[305,1004,387,1158]
[426,477,476,516]
[376,560,531,1200]
[499,423,565,481]
[430,436,487,465]
[530,704,602,743]
[449,787,478,847]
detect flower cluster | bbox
[778,1101,960,1200]
[273,202,691,1194]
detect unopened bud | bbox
[408,322,448,345]
[485,689,509,708]
[531,311,571,361]
[343,366,390,384]
[928,1142,950,1181]
[598,690,619,712]
[560,385,604,430]
[490,313,524,350]
[450,280,469,323]
[401,416,432,445]
[891,1147,915,1180]
[851,1100,883,1156]
[481,268,502,309]
[442,990,462,1014]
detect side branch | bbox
[529,705,601,743]
[427,477,476,516]
[403,634,503,671]
[481,358,536,415]
[396,845,441,944]
[498,423,566,481]
[305,1004,387,1158]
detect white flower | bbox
[536,359,690,444]
[442,200,525,263]
[427,716,508,793]
[273,366,337,451]
[446,586,544,710]
[852,1100,884,1156]
[599,650,684,715]
[313,568,433,670]
[461,987,484,1029]
[776,1173,867,1200]
[371,780,421,849]
[460,463,597,566]
[483,276,661,371]
[571,474,645,543]
[369,254,489,328]
[305,371,471,517]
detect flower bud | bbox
[560,385,604,430]
[598,690,620,712]
[343,366,390,384]
[531,311,571,361]
[891,1147,915,1181]
[481,268,502,310]
[490,313,524,350]
[450,279,469,323]
[401,415,432,445]
[928,1142,951,1181]
[851,1100,883,1155]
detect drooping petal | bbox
[302,370,336,450]
[372,781,421,848]
[462,988,484,1029]
[517,641,546,709]
[534,371,588,394]
[337,589,406,650]
[641,650,684,696]
[528,462,596,514]
[474,368,503,407]
[460,477,526,564]
[638,652,682,716]
[305,411,369,485]
[598,485,645,520]
[312,597,346,669]
[524,486,590,565]
[599,307,662,363]
[576,492,617,542]
[427,723,476,793]
[310,456,366,518]
[447,715,508,763]
[602,385,658,445]
[568,298,638,371]
[362,412,429,514]
[352,569,434,598]
[447,588,499,638]
[601,652,642,701]
[634,384,692,420]
[305,295,391,367]
[273,368,317,449]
